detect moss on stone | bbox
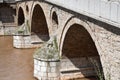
[33,36,60,60]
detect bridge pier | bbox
[33,37,60,80]
[34,58,60,80]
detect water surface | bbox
[0,36,36,80]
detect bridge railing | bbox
[45,0,120,27]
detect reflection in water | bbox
[0,36,36,80]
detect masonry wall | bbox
[34,59,60,80]
[17,1,120,80]
[93,21,120,80]
[52,5,120,80]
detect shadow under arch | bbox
[52,11,58,25]
[31,4,50,41]
[51,11,59,32]
[60,24,105,79]
[18,7,25,26]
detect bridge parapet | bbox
[45,0,120,27]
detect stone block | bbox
[54,77,60,80]
[41,61,47,67]
[38,61,41,65]
[34,65,37,69]
[47,67,51,72]
[34,69,37,74]
[13,36,19,39]
[25,40,30,44]
[38,71,41,76]
[39,72,45,77]
[51,67,56,73]
[48,73,58,77]
[37,66,41,71]
[35,65,38,71]
[34,59,38,65]
[41,67,47,72]
[50,62,56,67]
[41,77,48,80]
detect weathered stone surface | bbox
[34,59,60,80]
[1,0,120,80]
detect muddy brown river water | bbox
[0,36,36,80]
[0,36,96,80]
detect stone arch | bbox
[31,4,50,41]
[59,17,99,56]
[49,7,59,33]
[60,18,104,79]
[62,24,99,57]
[18,7,25,26]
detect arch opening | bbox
[52,11,58,25]
[51,11,58,33]
[61,24,104,79]
[31,4,49,42]
[0,4,16,23]
[18,7,25,26]
[26,5,29,12]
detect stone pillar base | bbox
[34,58,60,80]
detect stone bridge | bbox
[1,0,120,80]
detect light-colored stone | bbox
[16,1,120,80]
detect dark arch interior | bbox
[62,24,98,58]
[0,4,16,23]
[31,4,49,41]
[26,5,29,13]
[61,24,104,79]
[18,7,25,26]
[52,11,58,25]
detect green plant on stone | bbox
[34,36,60,60]
[15,20,30,35]
[17,30,24,34]
[88,57,104,80]
[25,20,30,34]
